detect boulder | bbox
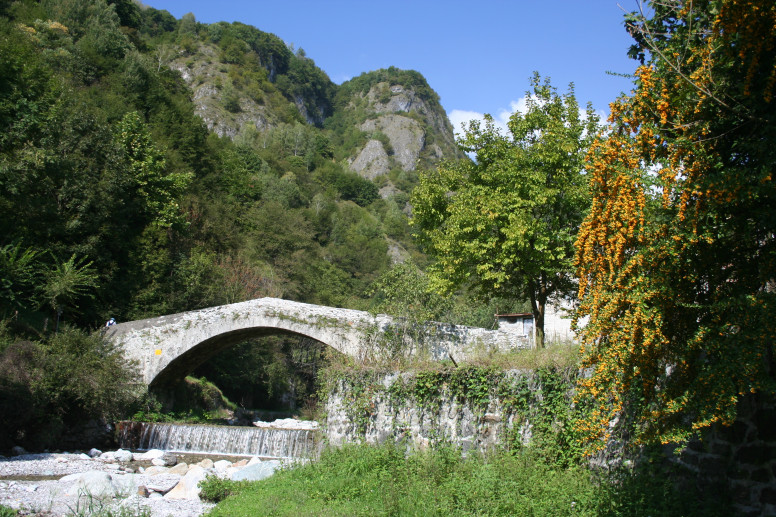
[161,452,178,466]
[59,473,82,483]
[134,449,165,461]
[146,475,181,495]
[143,466,169,476]
[113,449,133,463]
[88,448,102,458]
[164,465,207,500]
[230,460,280,482]
[70,471,117,498]
[213,460,232,473]
[168,462,189,475]
[197,458,213,469]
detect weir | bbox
[118,422,318,459]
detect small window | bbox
[523,317,533,336]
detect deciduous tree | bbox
[412,74,599,346]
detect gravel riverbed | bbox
[0,452,214,516]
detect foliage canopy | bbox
[574,0,776,447]
[412,74,599,346]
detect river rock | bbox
[11,446,27,456]
[230,460,280,482]
[134,449,164,461]
[146,475,181,495]
[150,452,178,466]
[197,458,213,469]
[161,452,178,466]
[113,449,133,463]
[213,460,232,473]
[168,462,189,475]
[246,456,261,467]
[164,465,207,500]
[59,473,82,483]
[143,466,169,476]
[70,471,117,498]
[88,448,102,458]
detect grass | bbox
[204,443,602,516]
[202,442,733,517]
[323,339,582,378]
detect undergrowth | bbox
[204,442,600,516]
[202,441,732,516]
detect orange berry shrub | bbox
[574,0,776,450]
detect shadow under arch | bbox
[148,325,337,391]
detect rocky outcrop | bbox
[345,81,459,179]
[361,114,424,172]
[349,140,391,179]
[168,43,275,139]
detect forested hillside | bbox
[0,0,530,429]
[0,0,477,334]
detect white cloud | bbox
[448,96,607,141]
[447,95,535,139]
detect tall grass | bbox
[203,441,732,516]
[205,442,601,516]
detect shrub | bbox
[199,475,253,503]
[0,326,140,450]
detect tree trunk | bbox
[530,276,548,348]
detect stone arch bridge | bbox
[106,297,526,387]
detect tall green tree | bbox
[574,0,776,447]
[412,74,599,346]
[114,111,192,229]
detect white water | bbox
[136,422,317,459]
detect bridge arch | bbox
[107,298,524,387]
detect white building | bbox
[496,302,576,347]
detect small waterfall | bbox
[122,422,317,459]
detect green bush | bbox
[0,326,140,450]
[0,505,18,517]
[199,475,253,503]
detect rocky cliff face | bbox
[343,81,460,180]
[168,43,275,139]
[168,44,460,186]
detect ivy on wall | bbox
[319,364,589,466]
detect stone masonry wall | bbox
[672,393,776,516]
[323,368,573,454]
[324,369,776,515]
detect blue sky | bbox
[144,1,639,134]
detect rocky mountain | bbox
[336,70,461,181]
[159,20,460,189]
